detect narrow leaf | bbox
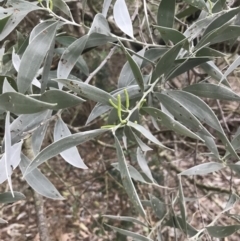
[0,192,25,204]
[54,118,88,169]
[19,154,64,200]
[157,0,175,28]
[57,35,88,79]
[114,135,146,217]
[149,194,166,220]
[17,21,58,93]
[206,225,240,238]
[24,129,108,175]
[183,0,208,11]
[102,0,112,17]
[179,162,225,176]
[113,0,133,38]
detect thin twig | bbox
[85,46,117,84]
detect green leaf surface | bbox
[206,225,240,238]
[57,35,88,79]
[0,92,56,114]
[89,13,111,35]
[183,0,208,11]
[114,135,146,217]
[33,90,85,110]
[24,129,108,175]
[134,133,152,152]
[53,0,73,18]
[204,7,240,36]
[0,0,42,41]
[178,177,187,232]
[179,162,225,175]
[55,78,118,105]
[221,55,240,83]
[113,0,133,37]
[184,83,240,101]
[157,0,175,28]
[0,192,25,204]
[85,33,117,49]
[0,13,12,33]
[155,93,212,138]
[149,194,166,220]
[17,21,58,93]
[106,224,153,241]
[142,107,203,141]
[196,47,226,57]
[102,0,112,17]
[102,215,147,227]
[54,118,88,169]
[136,148,154,182]
[20,154,64,200]
[154,26,185,45]
[151,39,186,82]
[128,121,170,150]
[200,61,230,86]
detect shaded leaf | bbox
[114,135,146,217]
[113,0,133,37]
[24,129,108,175]
[206,225,240,238]
[149,194,166,220]
[133,134,152,152]
[19,154,64,200]
[136,148,154,182]
[0,192,25,204]
[53,0,73,18]
[179,162,225,176]
[157,0,175,28]
[102,215,147,227]
[221,55,240,83]
[183,0,208,11]
[196,47,226,57]
[54,118,88,169]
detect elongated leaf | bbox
[4,112,13,195]
[34,90,85,110]
[0,0,41,41]
[157,0,175,28]
[136,148,154,182]
[85,33,117,49]
[24,129,108,175]
[119,42,144,91]
[151,39,186,82]
[0,192,25,204]
[149,194,166,220]
[204,7,240,36]
[0,218,7,224]
[54,118,88,169]
[102,0,112,17]
[57,35,88,79]
[228,163,240,175]
[0,92,56,114]
[142,107,203,141]
[32,112,52,155]
[0,141,23,184]
[142,47,168,66]
[103,215,147,227]
[154,26,185,45]
[224,193,238,212]
[89,13,111,35]
[201,61,230,86]
[114,135,146,217]
[54,78,117,105]
[178,177,187,232]
[128,121,170,150]
[184,83,240,101]
[133,134,152,152]
[179,162,225,176]
[118,48,145,88]
[106,224,153,241]
[3,78,16,93]
[17,21,58,93]
[231,127,240,151]
[53,0,73,18]
[155,93,212,137]
[0,13,12,33]
[196,47,225,57]
[10,110,51,145]
[183,0,208,11]
[19,154,64,200]
[221,55,240,83]
[206,225,240,238]
[113,0,133,38]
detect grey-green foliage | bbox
[1,0,240,239]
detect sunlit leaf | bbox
[54,117,88,169]
[17,21,58,93]
[113,0,133,38]
[24,129,108,175]
[102,0,112,17]
[179,162,225,176]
